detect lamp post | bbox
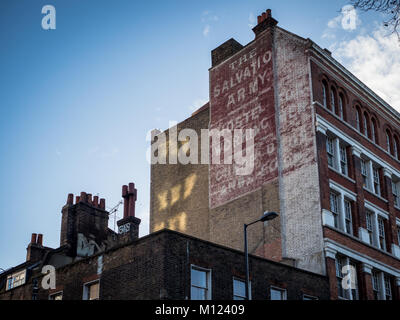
[244,211,279,300]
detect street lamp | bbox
[244,211,279,300]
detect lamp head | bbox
[260,211,279,222]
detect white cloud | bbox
[335,27,400,111]
[203,25,210,37]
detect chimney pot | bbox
[67,193,74,205]
[93,196,99,207]
[99,198,106,210]
[87,194,92,205]
[76,196,80,203]
[31,233,37,244]
[267,9,272,18]
[122,185,128,197]
[80,192,87,203]
[128,182,137,217]
[37,234,43,246]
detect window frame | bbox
[233,277,250,300]
[269,286,287,300]
[190,265,212,301]
[372,167,381,196]
[6,270,26,291]
[82,279,100,301]
[49,291,63,300]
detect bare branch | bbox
[350,0,400,39]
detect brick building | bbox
[0,186,329,300]
[149,10,400,300]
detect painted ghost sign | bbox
[209,32,278,208]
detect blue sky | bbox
[0,0,398,270]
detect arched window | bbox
[331,87,336,114]
[371,118,378,143]
[322,81,328,108]
[363,112,370,138]
[386,130,393,154]
[355,106,361,132]
[394,135,399,160]
[339,93,345,119]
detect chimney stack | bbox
[60,191,110,257]
[27,233,46,262]
[253,9,278,37]
[117,182,141,242]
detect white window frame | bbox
[377,216,387,251]
[384,274,392,300]
[339,145,348,176]
[329,183,356,235]
[344,199,353,235]
[338,95,344,119]
[373,167,381,196]
[364,203,389,251]
[233,277,250,300]
[270,286,287,300]
[335,256,359,300]
[6,270,26,291]
[392,179,400,208]
[82,280,100,300]
[326,136,336,169]
[190,265,212,300]
[372,270,392,300]
[331,90,336,114]
[330,192,340,229]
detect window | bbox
[340,146,348,176]
[394,136,399,160]
[331,88,336,114]
[191,266,211,300]
[338,94,344,119]
[378,216,386,251]
[330,192,340,228]
[49,292,63,300]
[361,159,369,189]
[335,257,359,300]
[344,200,353,235]
[322,81,328,107]
[6,270,26,291]
[326,137,335,168]
[363,113,369,137]
[386,130,392,154]
[336,257,349,299]
[384,275,392,300]
[397,226,400,245]
[366,211,375,245]
[372,271,381,300]
[392,180,400,207]
[373,168,381,196]
[233,278,248,300]
[371,118,377,143]
[83,281,100,300]
[270,287,286,300]
[356,107,361,132]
